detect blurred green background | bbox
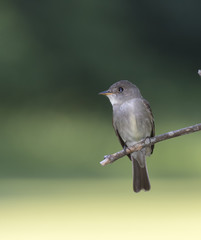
[1,0,201,239]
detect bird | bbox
[99,80,155,192]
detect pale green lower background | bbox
[0,178,201,240]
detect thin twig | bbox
[100,123,201,166]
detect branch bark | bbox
[100,123,201,166]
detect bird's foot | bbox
[123,146,131,154]
[145,137,151,145]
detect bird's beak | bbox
[99,90,113,95]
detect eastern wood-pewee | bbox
[99,80,155,193]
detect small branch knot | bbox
[168,131,174,136]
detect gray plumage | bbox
[99,80,155,193]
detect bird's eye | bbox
[118,87,124,93]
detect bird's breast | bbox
[113,99,151,145]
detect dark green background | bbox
[1,0,201,179]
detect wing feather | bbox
[142,99,155,153]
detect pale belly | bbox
[113,100,152,147]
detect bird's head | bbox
[99,80,142,105]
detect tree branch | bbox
[100,123,201,166]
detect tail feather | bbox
[132,157,150,193]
